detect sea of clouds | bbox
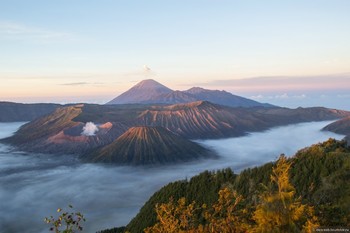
[0,121,344,233]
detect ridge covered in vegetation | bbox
[101,138,350,232]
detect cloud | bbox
[143,65,151,73]
[143,65,156,77]
[60,82,104,86]
[275,93,289,99]
[0,121,343,232]
[60,82,89,86]
[81,122,99,136]
[195,73,350,93]
[122,65,156,78]
[0,21,74,43]
[337,94,350,98]
[250,93,307,100]
[250,94,264,99]
[294,94,307,99]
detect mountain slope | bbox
[184,87,273,107]
[323,116,350,144]
[135,101,273,139]
[106,79,173,104]
[323,116,350,135]
[5,105,83,144]
[156,91,197,104]
[86,126,214,165]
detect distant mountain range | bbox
[0,102,61,122]
[106,79,273,108]
[3,101,350,165]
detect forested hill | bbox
[100,138,350,233]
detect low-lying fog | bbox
[0,121,344,233]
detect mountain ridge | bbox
[3,101,350,164]
[0,102,62,122]
[106,79,273,108]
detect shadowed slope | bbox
[0,102,62,122]
[323,116,350,135]
[324,116,350,145]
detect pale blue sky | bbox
[0,1,349,109]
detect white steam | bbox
[143,65,156,78]
[143,65,151,72]
[81,122,99,136]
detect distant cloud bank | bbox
[201,73,350,92]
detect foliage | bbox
[144,198,199,233]
[145,156,318,233]
[145,187,249,233]
[201,188,249,233]
[125,168,236,233]
[252,155,318,233]
[44,205,85,233]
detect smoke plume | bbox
[81,122,99,136]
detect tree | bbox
[144,188,248,233]
[44,205,86,233]
[144,197,198,233]
[202,187,249,233]
[252,155,318,233]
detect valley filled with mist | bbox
[0,121,344,233]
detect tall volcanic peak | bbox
[107,79,274,108]
[106,79,173,104]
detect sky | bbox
[0,0,349,109]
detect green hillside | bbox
[101,138,350,232]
